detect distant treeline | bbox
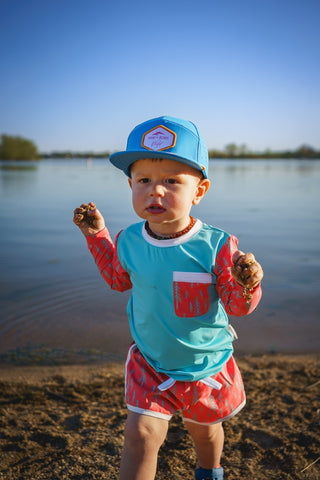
[41,151,111,159]
[41,143,320,159]
[1,134,320,160]
[0,134,39,160]
[208,143,320,159]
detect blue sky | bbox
[1,0,319,153]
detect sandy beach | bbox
[0,354,319,480]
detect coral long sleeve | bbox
[86,227,132,292]
[215,235,262,316]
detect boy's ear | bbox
[193,179,210,205]
[128,178,132,189]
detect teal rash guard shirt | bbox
[87,219,262,381]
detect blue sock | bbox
[195,466,224,480]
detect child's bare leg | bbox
[184,421,224,469]
[120,411,169,480]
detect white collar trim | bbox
[142,219,202,247]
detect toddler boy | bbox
[73,116,263,480]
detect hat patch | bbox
[142,125,176,151]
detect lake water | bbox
[0,158,319,365]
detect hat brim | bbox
[109,150,207,178]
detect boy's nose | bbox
[150,182,165,196]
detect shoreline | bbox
[0,352,319,381]
[0,331,319,369]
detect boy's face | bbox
[128,158,210,235]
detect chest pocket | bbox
[173,271,213,318]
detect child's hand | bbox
[231,250,263,289]
[73,202,105,236]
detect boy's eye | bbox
[139,178,150,183]
[166,178,177,184]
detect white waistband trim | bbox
[200,377,222,390]
[158,378,176,391]
[158,376,222,391]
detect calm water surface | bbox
[0,158,319,363]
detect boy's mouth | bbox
[146,205,166,214]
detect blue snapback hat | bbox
[109,116,209,178]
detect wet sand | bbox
[0,354,319,479]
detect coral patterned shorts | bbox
[125,344,246,424]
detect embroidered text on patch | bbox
[142,125,176,151]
